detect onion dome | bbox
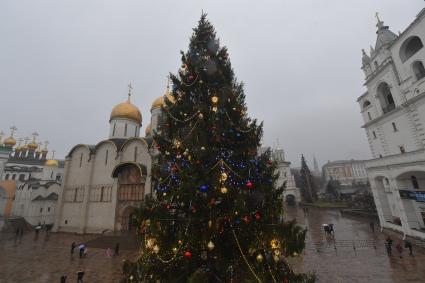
[145,123,152,136]
[110,94,142,125]
[4,136,16,147]
[27,141,38,150]
[45,159,59,167]
[151,85,176,111]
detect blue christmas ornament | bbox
[199,185,209,192]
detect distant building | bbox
[313,156,321,177]
[322,160,369,187]
[357,10,425,239]
[0,127,64,225]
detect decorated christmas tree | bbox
[299,155,318,203]
[124,14,314,283]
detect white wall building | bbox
[357,10,425,240]
[322,160,369,187]
[270,148,301,205]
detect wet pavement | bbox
[285,206,425,283]
[0,207,424,282]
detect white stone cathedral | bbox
[53,86,173,234]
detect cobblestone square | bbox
[1,207,424,283]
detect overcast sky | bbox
[1,0,424,167]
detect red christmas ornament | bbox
[188,75,194,81]
[246,181,253,188]
[184,251,192,259]
[243,216,250,224]
[255,212,261,221]
[267,160,273,165]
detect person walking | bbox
[79,245,84,259]
[404,240,413,256]
[114,243,120,257]
[385,237,393,256]
[76,268,84,283]
[60,275,67,283]
[71,242,76,257]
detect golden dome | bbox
[145,123,152,136]
[151,89,176,111]
[110,98,142,124]
[27,141,38,150]
[45,159,59,167]
[4,137,16,147]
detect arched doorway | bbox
[377,82,395,114]
[121,206,136,232]
[285,194,296,206]
[395,171,425,229]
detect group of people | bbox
[106,243,120,258]
[60,268,85,283]
[385,236,414,258]
[323,223,335,237]
[71,242,88,259]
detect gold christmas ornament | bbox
[248,247,256,255]
[293,252,298,257]
[172,247,178,254]
[211,96,219,104]
[212,106,218,112]
[220,187,228,194]
[178,240,183,245]
[153,245,160,254]
[145,219,151,226]
[201,146,205,151]
[274,250,281,256]
[273,255,280,262]
[207,241,215,251]
[270,239,281,250]
[208,220,212,228]
[256,254,264,263]
[146,238,155,249]
[198,113,204,119]
[220,172,228,181]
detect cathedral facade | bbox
[53,87,170,234]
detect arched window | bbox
[19,174,25,181]
[412,61,425,80]
[112,123,116,136]
[400,36,423,62]
[124,123,128,136]
[411,176,419,189]
[134,126,138,137]
[105,149,109,165]
[134,147,138,162]
[363,100,371,109]
[12,174,16,180]
[377,82,395,114]
[5,174,9,180]
[79,152,83,168]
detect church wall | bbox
[85,203,116,232]
[67,146,92,186]
[121,139,151,167]
[91,143,116,185]
[390,17,425,83]
[109,119,140,139]
[58,202,85,231]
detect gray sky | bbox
[1,0,424,167]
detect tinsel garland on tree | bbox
[123,13,315,283]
